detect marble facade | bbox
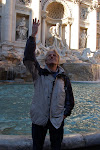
[0,0,100,81]
[0,0,100,53]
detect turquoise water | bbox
[0,82,100,135]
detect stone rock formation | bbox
[0,42,100,82]
[0,46,32,82]
[61,63,100,81]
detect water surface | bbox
[0,82,100,135]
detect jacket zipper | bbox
[49,77,57,118]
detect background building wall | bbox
[0,0,99,52]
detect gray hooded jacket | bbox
[23,36,74,129]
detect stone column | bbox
[65,17,73,49]
[3,0,13,42]
[42,18,46,46]
[59,25,62,38]
[41,11,47,46]
[70,2,80,49]
[65,23,71,49]
[31,0,41,42]
[67,23,72,49]
[1,0,6,42]
[87,7,97,52]
[11,0,16,42]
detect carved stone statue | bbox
[16,17,28,40]
[49,23,60,38]
[49,23,65,54]
[79,30,87,49]
[80,48,91,62]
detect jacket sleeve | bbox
[23,36,40,81]
[64,77,74,117]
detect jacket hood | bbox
[45,65,65,75]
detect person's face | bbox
[45,51,59,65]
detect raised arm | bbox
[23,18,40,81]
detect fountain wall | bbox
[0,0,100,82]
[62,63,100,81]
[0,132,100,150]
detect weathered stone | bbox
[0,47,100,81]
[61,63,100,81]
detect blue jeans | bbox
[32,119,64,150]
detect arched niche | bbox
[45,2,66,46]
[46,2,65,19]
[42,0,72,18]
[41,0,73,48]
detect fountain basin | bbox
[0,132,100,150]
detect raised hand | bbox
[32,18,40,37]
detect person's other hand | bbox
[32,18,40,37]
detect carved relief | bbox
[41,10,47,19]
[73,0,82,4]
[19,0,31,5]
[90,0,98,10]
[80,7,89,20]
[16,17,28,41]
[42,0,48,10]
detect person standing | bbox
[23,18,74,150]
